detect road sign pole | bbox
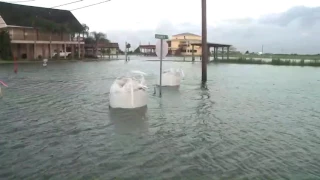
[125,42,128,62]
[159,39,163,97]
[155,34,168,97]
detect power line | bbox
[51,0,83,8]
[71,0,111,11]
[3,0,35,3]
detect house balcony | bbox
[8,27,84,43]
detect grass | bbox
[214,57,268,65]
[229,53,320,60]
[213,57,320,67]
[270,58,320,66]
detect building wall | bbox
[11,43,67,59]
[8,27,72,41]
[169,34,202,56]
[110,48,118,55]
[172,34,201,40]
[0,16,6,28]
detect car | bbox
[52,50,72,58]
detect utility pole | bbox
[201,0,208,83]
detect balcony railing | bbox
[9,28,83,42]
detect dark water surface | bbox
[1,60,320,180]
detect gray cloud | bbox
[107,6,320,54]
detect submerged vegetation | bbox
[213,57,320,67]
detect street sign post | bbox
[155,34,168,97]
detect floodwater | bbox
[0,58,320,180]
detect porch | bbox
[11,41,85,60]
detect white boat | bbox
[158,68,184,87]
[109,71,148,109]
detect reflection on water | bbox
[155,86,181,109]
[156,86,180,96]
[109,106,149,134]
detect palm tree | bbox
[82,24,89,38]
[47,22,58,59]
[91,31,106,57]
[34,17,59,59]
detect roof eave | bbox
[6,25,34,29]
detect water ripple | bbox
[0,60,320,179]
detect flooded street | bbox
[1,59,320,179]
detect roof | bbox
[0,2,83,32]
[172,32,201,37]
[85,43,119,49]
[139,45,156,49]
[191,42,231,47]
[105,43,119,48]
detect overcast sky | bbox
[8,0,320,53]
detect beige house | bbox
[0,2,85,60]
[85,42,119,57]
[168,33,202,56]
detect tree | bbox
[81,24,89,38]
[34,17,70,59]
[0,30,12,60]
[84,36,95,44]
[101,48,106,58]
[245,50,249,54]
[106,48,111,59]
[118,49,124,54]
[84,32,111,58]
[100,37,110,44]
[229,46,237,52]
[91,31,106,57]
[134,47,140,54]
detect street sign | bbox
[155,34,168,40]
[155,40,168,58]
[155,37,169,97]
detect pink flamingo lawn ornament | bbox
[0,80,8,97]
[0,80,8,87]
